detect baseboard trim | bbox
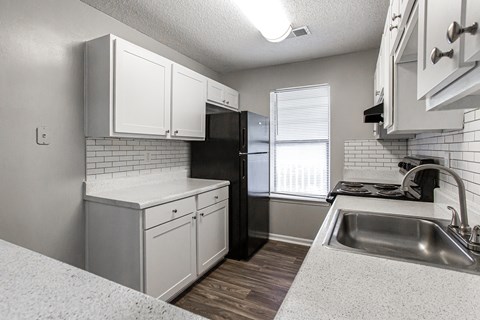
[268,233,312,247]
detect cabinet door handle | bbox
[392,13,401,21]
[222,100,226,103]
[447,21,478,44]
[192,216,197,220]
[200,213,205,217]
[214,195,219,199]
[174,130,179,135]
[172,209,177,213]
[389,24,398,31]
[430,47,454,64]
[226,101,230,105]
[165,130,170,134]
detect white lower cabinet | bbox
[144,213,197,301]
[197,200,229,275]
[85,186,229,302]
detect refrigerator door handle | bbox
[241,128,246,149]
[241,158,246,180]
[239,152,268,156]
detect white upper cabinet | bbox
[463,0,480,63]
[417,0,475,100]
[85,35,173,138]
[207,79,239,110]
[85,34,228,140]
[171,64,206,140]
[223,88,239,110]
[115,38,172,137]
[388,0,401,55]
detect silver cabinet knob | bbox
[174,130,179,134]
[192,216,197,220]
[165,130,170,134]
[389,24,398,31]
[200,213,205,217]
[447,21,478,44]
[172,209,177,213]
[226,101,230,105]
[430,47,454,64]
[447,206,460,228]
[392,13,401,21]
[214,195,219,199]
[222,100,226,103]
[469,225,480,244]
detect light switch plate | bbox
[36,126,50,145]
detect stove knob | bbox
[398,161,405,168]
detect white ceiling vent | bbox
[291,26,311,38]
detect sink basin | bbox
[323,210,480,274]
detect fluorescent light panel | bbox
[233,0,292,42]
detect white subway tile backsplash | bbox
[408,109,480,199]
[85,138,190,180]
[344,139,407,171]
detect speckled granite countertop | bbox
[275,192,480,320]
[0,239,204,319]
[84,171,229,209]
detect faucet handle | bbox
[469,225,480,244]
[447,206,461,228]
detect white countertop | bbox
[84,172,229,209]
[0,239,203,320]
[275,193,480,320]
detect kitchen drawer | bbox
[144,197,195,229]
[197,187,229,210]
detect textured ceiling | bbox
[80,0,389,73]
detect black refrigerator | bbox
[191,111,269,260]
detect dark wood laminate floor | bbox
[173,241,309,320]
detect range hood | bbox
[363,102,384,123]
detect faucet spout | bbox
[401,164,471,235]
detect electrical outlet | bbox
[36,126,50,145]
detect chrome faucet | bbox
[401,164,471,235]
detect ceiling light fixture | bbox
[233,0,292,43]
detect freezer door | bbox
[240,111,269,154]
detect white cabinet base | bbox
[197,200,229,276]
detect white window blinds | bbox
[270,85,330,198]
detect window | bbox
[270,85,330,198]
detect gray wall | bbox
[221,50,377,239]
[0,0,219,268]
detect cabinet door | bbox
[389,0,401,55]
[171,64,206,139]
[197,200,229,276]
[464,0,480,62]
[144,213,196,301]
[417,0,474,99]
[383,28,394,129]
[207,79,225,104]
[224,88,239,109]
[114,38,171,136]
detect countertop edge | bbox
[84,180,230,210]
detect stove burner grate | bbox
[341,182,364,188]
[377,190,404,197]
[337,187,371,195]
[373,184,399,190]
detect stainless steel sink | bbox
[323,210,480,274]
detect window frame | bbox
[269,84,331,201]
